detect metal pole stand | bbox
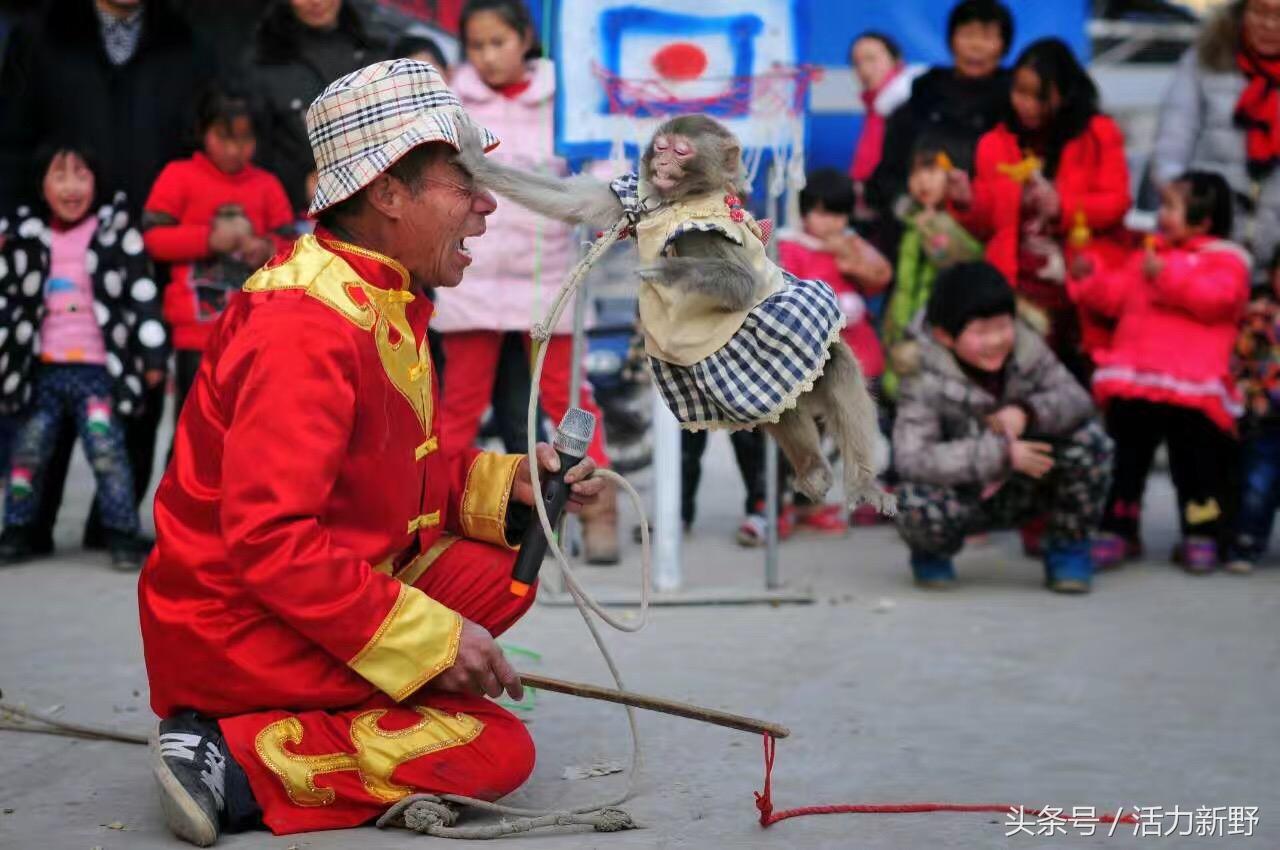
[539,162,812,608]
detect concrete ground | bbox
[1,428,1277,850]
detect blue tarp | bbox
[805,0,1090,171]
[537,0,1089,171]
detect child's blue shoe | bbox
[1044,540,1093,594]
[910,552,956,588]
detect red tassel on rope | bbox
[755,735,1141,829]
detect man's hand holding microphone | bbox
[433,409,603,701]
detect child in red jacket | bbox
[1069,171,1249,572]
[776,169,892,531]
[777,169,890,382]
[142,89,294,415]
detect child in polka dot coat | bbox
[0,144,170,570]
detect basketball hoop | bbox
[591,63,820,201]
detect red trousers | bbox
[439,331,609,465]
[219,539,537,835]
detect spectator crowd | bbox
[0,0,1277,591]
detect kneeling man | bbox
[138,60,601,845]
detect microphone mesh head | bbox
[553,408,596,459]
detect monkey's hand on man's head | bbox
[453,114,493,180]
[453,113,624,230]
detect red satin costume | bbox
[138,231,537,835]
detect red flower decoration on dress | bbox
[724,194,741,208]
[729,208,745,222]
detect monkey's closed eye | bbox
[653,136,670,152]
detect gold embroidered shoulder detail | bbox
[242,235,376,331]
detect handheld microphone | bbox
[509,407,597,597]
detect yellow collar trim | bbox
[242,235,435,435]
[322,237,413,291]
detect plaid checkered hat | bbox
[306,59,500,216]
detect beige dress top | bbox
[634,190,785,366]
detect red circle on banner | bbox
[652,43,709,81]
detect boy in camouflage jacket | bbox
[893,262,1113,592]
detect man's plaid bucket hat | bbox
[306,59,500,216]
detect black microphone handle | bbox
[511,448,582,589]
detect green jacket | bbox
[882,211,982,399]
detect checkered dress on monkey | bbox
[611,173,846,431]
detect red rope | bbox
[755,735,1140,828]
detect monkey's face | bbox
[646,134,695,196]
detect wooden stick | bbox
[519,673,789,739]
[0,697,149,746]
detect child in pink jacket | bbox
[1070,171,1249,572]
[432,0,616,561]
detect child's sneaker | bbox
[735,508,794,547]
[0,525,37,566]
[910,552,956,588]
[735,501,795,547]
[1172,536,1218,574]
[849,503,891,527]
[736,514,768,547]
[1044,540,1093,594]
[150,712,228,847]
[108,531,152,572]
[1225,535,1260,574]
[1090,532,1135,571]
[796,503,849,535]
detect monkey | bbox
[455,114,895,515]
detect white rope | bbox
[521,218,652,814]
[378,218,649,839]
[377,793,636,838]
[389,82,808,831]
[525,217,654,635]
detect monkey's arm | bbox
[642,230,761,313]
[454,121,624,229]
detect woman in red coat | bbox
[949,38,1131,382]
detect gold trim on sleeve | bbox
[347,584,462,701]
[458,453,524,549]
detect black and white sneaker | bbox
[150,712,227,846]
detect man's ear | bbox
[931,326,955,349]
[363,173,403,221]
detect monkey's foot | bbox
[848,484,897,517]
[795,462,834,503]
